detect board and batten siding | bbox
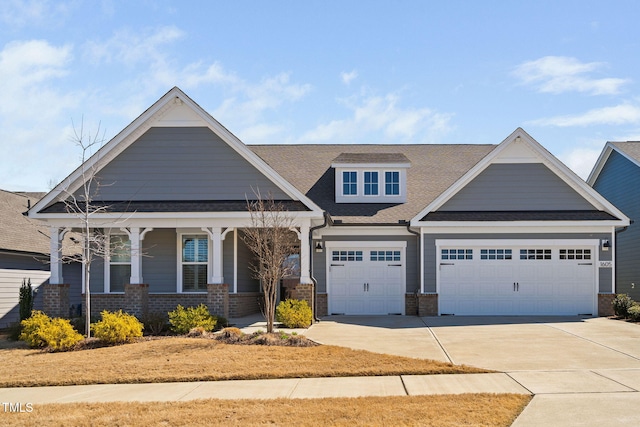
[312,234,419,294]
[422,232,612,293]
[83,127,290,201]
[592,150,640,300]
[439,163,595,211]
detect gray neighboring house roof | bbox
[250,144,496,224]
[610,141,640,163]
[0,190,49,256]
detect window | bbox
[560,249,591,260]
[364,171,378,195]
[343,171,357,195]
[370,250,401,261]
[520,249,551,260]
[480,249,512,260]
[332,250,363,261]
[385,171,400,195]
[182,235,208,291]
[441,249,473,260]
[109,235,131,292]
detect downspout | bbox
[404,220,421,316]
[309,211,330,322]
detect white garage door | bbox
[328,245,405,315]
[438,240,597,316]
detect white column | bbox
[121,227,152,285]
[299,224,312,285]
[49,227,63,284]
[202,227,224,284]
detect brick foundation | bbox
[229,292,261,317]
[291,283,314,315]
[598,293,616,317]
[124,284,149,317]
[417,294,438,316]
[207,284,229,318]
[85,293,126,318]
[316,293,328,317]
[42,284,70,318]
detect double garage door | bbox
[438,240,598,316]
[327,243,406,315]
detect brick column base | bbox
[42,284,70,318]
[207,284,229,318]
[292,283,314,317]
[598,293,616,317]
[417,294,438,317]
[124,284,149,317]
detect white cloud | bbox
[529,103,640,127]
[0,0,74,28]
[299,92,453,143]
[558,146,603,179]
[341,70,358,85]
[513,56,629,95]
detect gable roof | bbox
[411,128,629,226]
[0,190,50,255]
[250,144,494,224]
[30,87,322,218]
[587,141,640,185]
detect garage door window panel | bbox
[559,249,591,260]
[371,250,400,261]
[332,250,363,262]
[519,249,551,260]
[480,249,512,260]
[441,249,473,260]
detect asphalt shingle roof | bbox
[332,152,411,164]
[421,210,617,221]
[41,200,310,214]
[611,141,640,164]
[250,144,496,224]
[0,190,50,255]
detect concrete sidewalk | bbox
[0,373,529,404]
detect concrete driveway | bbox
[304,315,640,426]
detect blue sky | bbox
[1,0,639,191]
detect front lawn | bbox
[0,336,487,387]
[1,394,531,427]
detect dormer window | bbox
[385,171,399,195]
[364,171,379,195]
[332,153,410,203]
[343,171,357,195]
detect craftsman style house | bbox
[29,87,629,319]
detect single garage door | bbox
[328,245,405,315]
[438,240,597,316]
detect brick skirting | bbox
[229,292,261,317]
[598,293,616,317]
[42,284,71,318]
[316,293,328,317]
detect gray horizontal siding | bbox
[439,163,595,211]
[313,234,419,294]
[236,230,260,293]
[422,232,612,293]
[592,150,640,300]
[85,127,290,201]
[223,231,234,287]
[142,229,177,293]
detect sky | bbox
[1,0,640,191]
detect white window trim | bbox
[383,170,401,196]
[104,231,130,293]
[176,232,210,293]
[363,171,379,196]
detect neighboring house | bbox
[0,190,81,327]
[28,87,629,319]
[588,142,640,301]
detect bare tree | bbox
[56,119,110,337]
[242,191,299,333]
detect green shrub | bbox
[139,312,169,336]
[276,299,313,328]
[19,311,83,351]
[92,310,143,344]
[628,304,640,322]
[168,304,217,334]
[213,315,229,330]
[612,294,635,318]
[19,278,34,322]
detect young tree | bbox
[242,191,299,333]
[56,120,110,337]
[18,278,34,321]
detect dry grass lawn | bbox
[1,394,531,427]
[0,337,487,387]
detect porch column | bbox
[202,227,224,284]
[293,223,312,285]
[49,227,68,284]
[121,227,153,284]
